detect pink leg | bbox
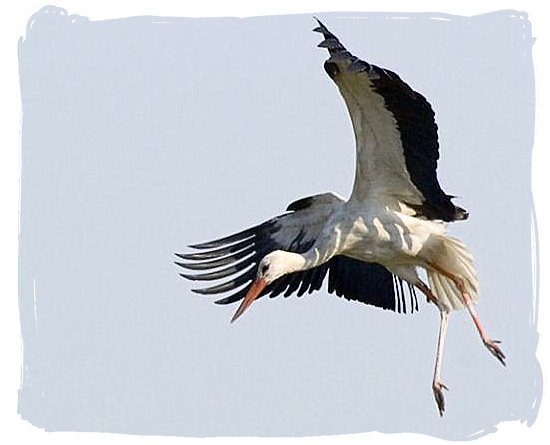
[428,263,506,366]
[433,308,450,416]
[415,279,450,416]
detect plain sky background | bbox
[3,1,550,445]
[16,4,538,438]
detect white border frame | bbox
[2,2,548,444]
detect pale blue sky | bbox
[4,2,550,445]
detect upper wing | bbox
[315,20,467,222]
[177,192,418,313]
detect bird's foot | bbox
[483,338,506,366]
[432,380,448,417]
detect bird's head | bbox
[256,250,296,285]
[230,250,306,323]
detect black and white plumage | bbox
[179,192,419,314]
[176,20,505,416]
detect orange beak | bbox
[230,278,267,323]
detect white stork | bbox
[176,20,505,416]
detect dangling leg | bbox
[433,308,450,416]
[455,281,506,366]
[415,279,450,416]
[427,263,506,366]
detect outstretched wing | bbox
[315,19,467,222]
[177,193,418,313]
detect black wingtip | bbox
[175,252,196,261]
[312,17,338,40]
[312,16,324,30]
[179,272,197,280]
[313,17,329,32]
[286,196,314,212]
[318,38,344,50]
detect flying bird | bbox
[176,20,505,416]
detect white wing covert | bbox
[177,192,418,313]
[315,20,467,222]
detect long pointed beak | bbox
[230,278,267,323]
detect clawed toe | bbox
[484,339,506,366]
[432,381,449,417]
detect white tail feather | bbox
[425,235,479,312]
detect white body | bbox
[280,194,478,312]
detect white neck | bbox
[277,250,310,273]
[275,248,329,273]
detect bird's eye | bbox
[261,264,269,274]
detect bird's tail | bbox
[425,234,479,312]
